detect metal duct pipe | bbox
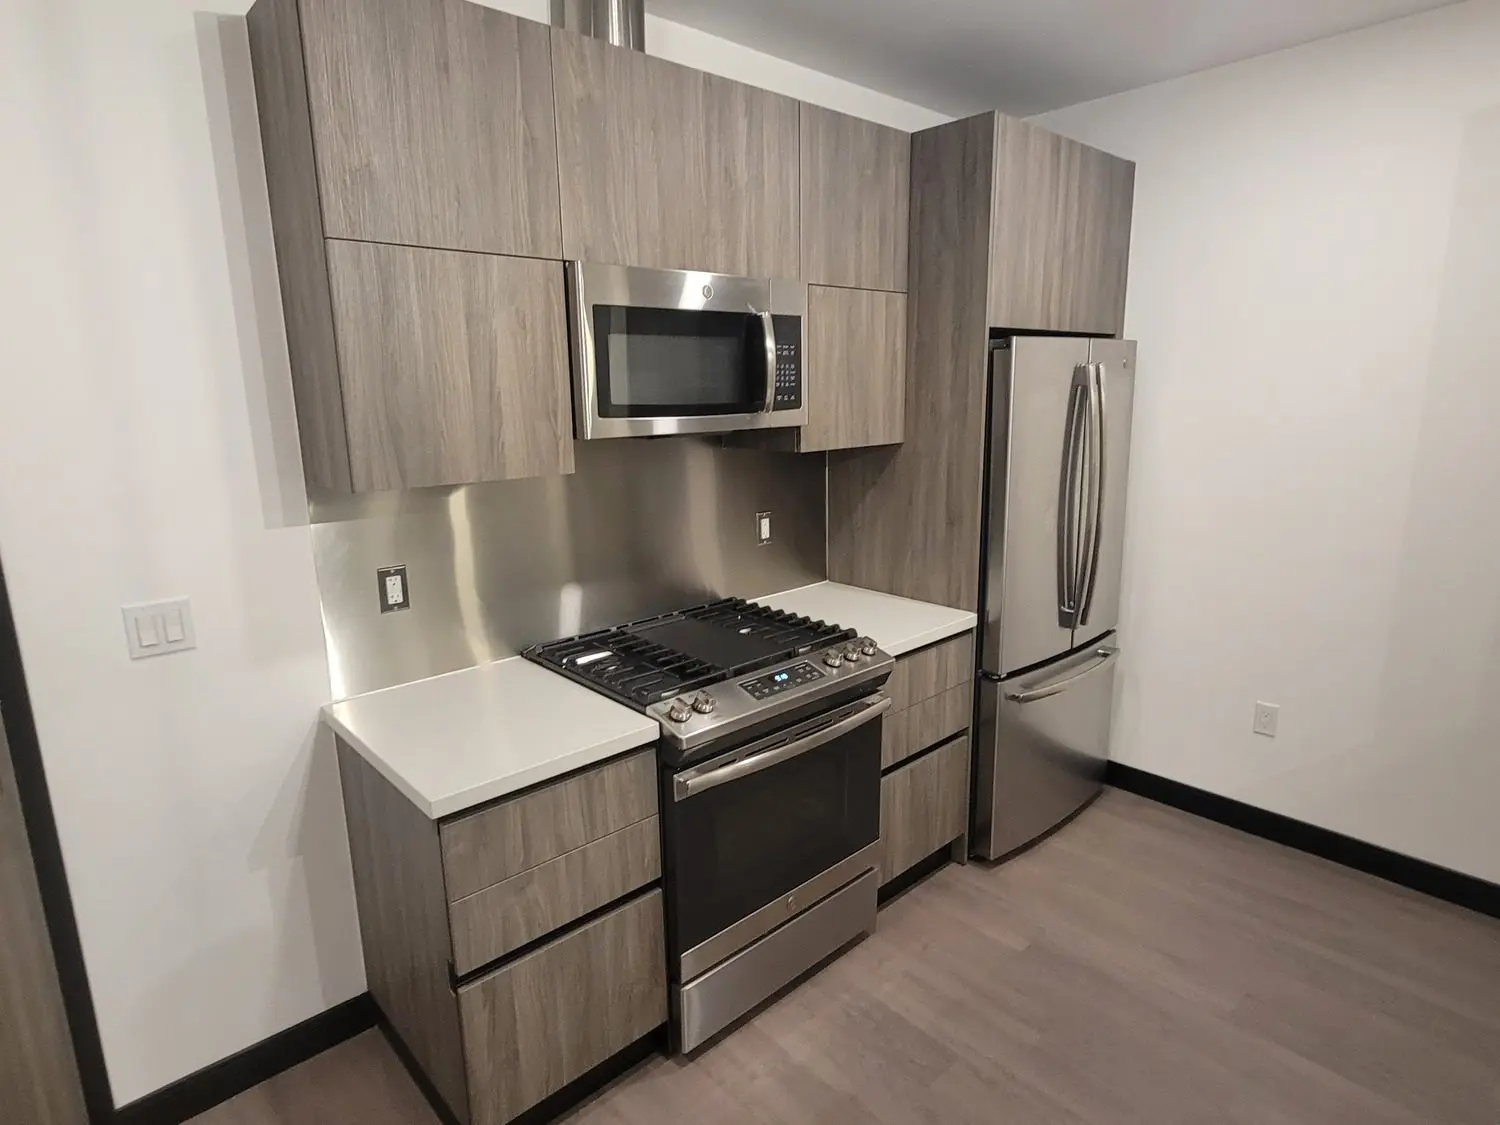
[551,0,645,51]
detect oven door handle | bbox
[673,695,891,802]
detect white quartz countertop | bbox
[324,657,659,820]
[755,581,977,657]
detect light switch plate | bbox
[123,599,196,660]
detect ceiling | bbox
[647,0,1462,116]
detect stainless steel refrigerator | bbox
[972,336,1136,860]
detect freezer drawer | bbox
[972,643,1117,860]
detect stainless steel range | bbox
[526,598,892,1051]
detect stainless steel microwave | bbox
[565,262,808,440]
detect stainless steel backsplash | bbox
[311,439,827,698]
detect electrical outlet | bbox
[755,511,772,545]
[377,565,410,613]
[1253,701,1279,738]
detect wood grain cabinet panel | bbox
[799,286,906,452]
[448,817,661,976]
[459,890,667,1125]
[879,737,969,885]
[884,634,973,713]
[440,750,657,901]
[800,104,910,291]
[881,683,972,771]
[988,115,1135,336]
[326,240,574,491]
[298,0,562,256]
[335,740,469,1121]
[551,28,799,277]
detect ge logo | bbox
[702,284,714,300]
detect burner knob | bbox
[823,652,844,669]
[859,637,879,656]
[843,644,863,662]
[691,693,717,714]
[665,701,693,723]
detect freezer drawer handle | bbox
[674,695,891,801]
[1004,647,1119,705]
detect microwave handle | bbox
[756,309,777,414]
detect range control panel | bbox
[771,314,803,411]
[740,660,824,700]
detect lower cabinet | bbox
[460,891,666,1124]
[336,740,666,1125]
[880,737,970,885]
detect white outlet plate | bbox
[755,511,772,545]
[1253,701,1279,738]
[123,599,196,660]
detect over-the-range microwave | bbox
[565,261,808,440]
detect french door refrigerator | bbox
[972,336,1136,860]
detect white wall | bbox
[0,0,943,1106]
[1038,0,1500,884]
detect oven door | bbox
[665,694,886,982]
[568,261,808,439]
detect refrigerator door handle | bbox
[1078,362,1108,626]
[1058,367,1090,625]
[1004,646,1119,705]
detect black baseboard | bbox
[877,844,953,905]
[113,993,377,1125]
[1107,763,1500,921]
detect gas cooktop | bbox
[524,598,893,755]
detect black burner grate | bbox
[524,598,854,709]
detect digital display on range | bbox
[741,662,823,700]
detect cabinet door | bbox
[327,241,574,492]
[988,116,1135,336]
[801,286,906,451]
[879,737,969,885]
[459,890,666,1124]
[552,29,799,277]
[300,0,562,257]
[800,104,910,291]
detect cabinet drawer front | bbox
[449,817,661,976]
[880,738,969,885]
[882,682,972,770]
[459,890,667,1124]
[885,634,973,712]
[441,750,657,902]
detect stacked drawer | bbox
[878,632,974,884]
[440,749,660,973]
[440,749,666,1124]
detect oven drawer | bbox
[884,633,973,712]
[458,889,666,1124]
[449,816,661,975]
[879,737,969,885]
[440,749,657,901]
[881,681,972,770]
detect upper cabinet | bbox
[551,29,800,277]
[246,0,574,493]
[801,286,907,452]
[799,105,910,292]
[298,0,562,257]
[988,116,1135,336]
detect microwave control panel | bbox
[740,660,823,700]
[771,315,803,411]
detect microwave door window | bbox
[596,306,759,417]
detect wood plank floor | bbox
[190,790,1500,1125]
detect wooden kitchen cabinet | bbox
[801,286,907,451]
[988,115,1135,336]
[296,0,562,257]
[246,0,574,494]
[336,741,667,1125]
[879,736,970,886]
[551,28,800,277]
[800,104,910,291]
[326,241,573,491]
